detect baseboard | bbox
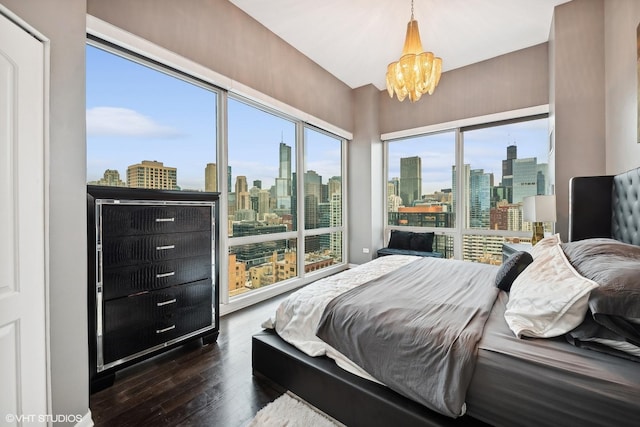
[75,410,94,427]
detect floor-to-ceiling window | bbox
[385,113,551,263]
[86,40,348,310]
[386,131,456,257]
[303,126,345,265]
[226,97,299,297]
[461,116,551,264]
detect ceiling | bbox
[229,0,571,90]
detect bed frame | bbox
[252,166,640,427]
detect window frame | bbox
[86,17,351,315]
[383,106,551,261]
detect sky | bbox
[87,45,341,192]
[387,118,550,194]
[87,44,547,194]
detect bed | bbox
[252,167,640,427]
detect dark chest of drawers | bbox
[87,186,219,392]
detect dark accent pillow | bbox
[495,251,534,291]
[409,232,435,252]
[388,230,413,249]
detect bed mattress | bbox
[265,255,640,426]
[467,292,640,427]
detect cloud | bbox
[87,107,182,138]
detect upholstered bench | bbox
[377,230,443,258]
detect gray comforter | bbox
[315,256,499,418]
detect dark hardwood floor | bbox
[89,293,289,426]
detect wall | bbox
[87,0,354,134]
[349,85,384,264]
[604,0,640,173]
[379,43,549,134]
[550,0,606,241]
[0,0,88,425]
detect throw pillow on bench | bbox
[387,230,435,253]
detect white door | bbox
[0,10,48,426]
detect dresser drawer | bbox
[102,231,211,268]
[102,254,212,300]
[101,205,211,237]
[102,280,213,364]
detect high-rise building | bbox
[501,144,517,203]
[258,189,271,219]
[469,169,492,228]
[127,160,177,189]
[536,163,549,195]
[275,178,291,210]
[512,157,538,203]
[235,175,250,211]
[304,194,319,229]
[89,169,127,187]
[304,170,322,228]
[330,192,343,261]
[328,176,341,197]
[305,170,322,201]
[389,177,400,196]
[276,142,293,212]
[279,142,291,179]
[205,163,217,192]
[399,156,421,207]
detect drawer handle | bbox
[156,298,177,307]
[156,271,175,279]
[155,218,175,223]
[156,245,175,251]
[156,325,176,334]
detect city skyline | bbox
[87,44,342,192]
[88,44,546,197]
[387,118,549,194]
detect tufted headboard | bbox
[569,167,640,245]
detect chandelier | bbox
[386,0,442,102]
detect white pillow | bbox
[505,238,598,338]
[531,233,561,259]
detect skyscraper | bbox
[536,163,549,195]
[469,169,492,228]
[205,163,217,192]
[235,175,250,211]
[330,192,343,261]
[399,156,421,207]
[276,142,292,212]
[305,170,322,202]
[327,176,341,197]
[501,144,517,203]
[279,142,291,179]
[512,157,538,203]
[127,160,177,189]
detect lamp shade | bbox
[523,195,557,222]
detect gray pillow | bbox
[495,251,533,292]
[561,238,640,345]
[561,238,640,316]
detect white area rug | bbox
[247,392,344,427]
